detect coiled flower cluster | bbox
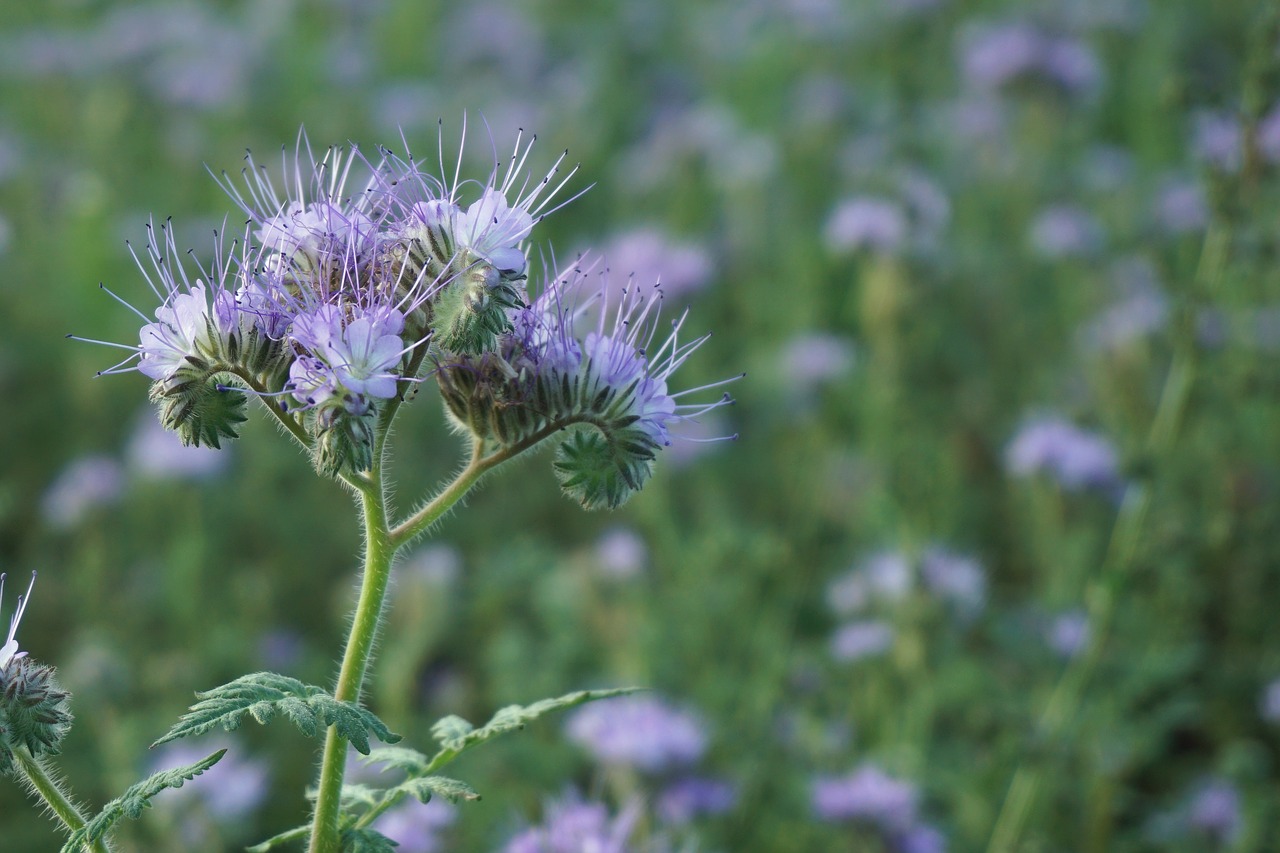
[90,123,736,505]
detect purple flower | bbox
[1006,416,1120,492]
[830,620,895,662]
[41,455,125,529]
[126,411,229,480]
[1260,678,1280,723]
[565,695,707,773]
[826,551,912,616]
[287,305,408,412]
[371,798,457,853]
[596,228,714,299]
[779,333,856,387]
[1187,778,1242,845]
[959,23,1100,95]
[150,739,270,822]
[824,196,908,254]
[812,763,919,831]
[657,776,738,825]
[1257,103,1280,163]
[1153,178,1208,235]
[1047,610,1090,659]
[896,823,948,853]
[504,794,646,853]
[921,548,986,616]
[403,544,462,585]
[1079,259,1169,352]
[594,527,648,579]
[1028,205,1103,259]
[1193,112,1242,172]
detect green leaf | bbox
[425,687,641,772]
[361,746,433,775]
[153,672,401,754]
[393,775,480,804]
[60,749,225,853]
[341,827,399,853]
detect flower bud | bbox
[0,657,73,774]
[310,406,377,477]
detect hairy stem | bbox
[12,745,109,853]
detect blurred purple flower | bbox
[594,527,648,579]
[1193,112,1242,172]
[896,823,948,853]
[1153,178,1208,235]
[598,228,714,299]
[565,696,707,772]
[657,776,738,824]
[1047,610,1090,659]
[1006,417,1120,492]
[1187,778,1242,845]
[150,739,269,822]
[504,794,646,853]
[126,412,229,480]
[959,23,1100,95]
[824,196,908,254]
[827,550,912,616]
[1028,204,1103,259]
[257,629,305,671]
[372,798,457,853]
[403,544,462,586]
[779,333,856,387]
[41,455,125,529]
[1257,103,1280,162]
[1079,259,1169,352]
[811,763,919,831]
[830,620,895,663]
[1260,678,1280,723]
[921,548,986,616]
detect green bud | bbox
[150,371,249,449]
[0,657,73,775]
[311,406,377,477]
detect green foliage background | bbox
[2,0,1279,850]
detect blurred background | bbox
[2,0,1280,850]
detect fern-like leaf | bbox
[393,775,481,804]
[152,672,400,754]
[59,749,225,853]
[341,827,399,852]
[425,687,640,772]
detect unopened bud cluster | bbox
[97,124,736,505]
[0,575,71,774]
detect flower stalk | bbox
[11,746,109,853]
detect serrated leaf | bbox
[361,746,433,775]
[341,827,399,853]
[394,775,480,804]
[428,715,473,746]
[152,672,400,754]
[59,749,225,853]
[339,783,385,811]
[425,687,641,772]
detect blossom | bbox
[1047,610,1090,659]
[371,798,456,853]
[824,196,908,254]
[657,776,737,824]
[1005,416,1120,492]
[565,695,707,772]
[1028,204,1103,259]
[812,763,919,831]
[150,738,270,823]
[779,333,856,388]
[41,455,125,529]
[1186,778,1243,845]
[287,305,408,411]
[126,411,229,480]
[504,794,648,853]
[594,527,648,579]
[830,620,895,662]
[921,548,986,616]
[0,572,34,668]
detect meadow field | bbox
[1,1,1279,850]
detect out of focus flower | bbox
[126,411,229,480]
[1193,112,1242,172]
[597,228,714,299]
[41,455,125,529]
[371,797,457,853]
[830,620,895,662]
[1261,678,1280,723]
[1257,103,1280,163]
[565,695,707,773]
[1006,417,1120,492]
[1047,610,1090,659]
[896,823,948,853]
[824,196,908,254]
[779,333,856,388]
[812,763,919,831]
[827,551,911,616]
[657,776,738,824]
[959,23,1101,96]
[403,544,462,586]
[150,738,270,822]
[1153,178,1208,235]
[921,548,986,616]
[1079,258,1169,352]
[504,794,648,853]
[1187,778,1243,846]
[594,527,648,579]
[1028,204,1103,259]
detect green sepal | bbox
[59,749,225,853]
[149,371,247,449]
[311,407,377,477]
[553,428,656,510]
[0,658,74,770]
[153,672,401,755]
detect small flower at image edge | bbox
[0,571,35,668]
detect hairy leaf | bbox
[341,827,399,853]
[60,749,225,853]
[394,775,480,804]
[153,672,400,754]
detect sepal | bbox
[150,371,248,449]
[0,657,73,774]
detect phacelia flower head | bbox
[564,694,708,773]
[811,763,920,832]
[504,792,650,853]
[437,260,739,509]
[1006,415,1120,492]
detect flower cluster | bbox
[0,574,73,777]
[92,124,736,499]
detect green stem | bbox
[12,745,110,853]
[986,227,1223,852]
[308,471,394,853]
